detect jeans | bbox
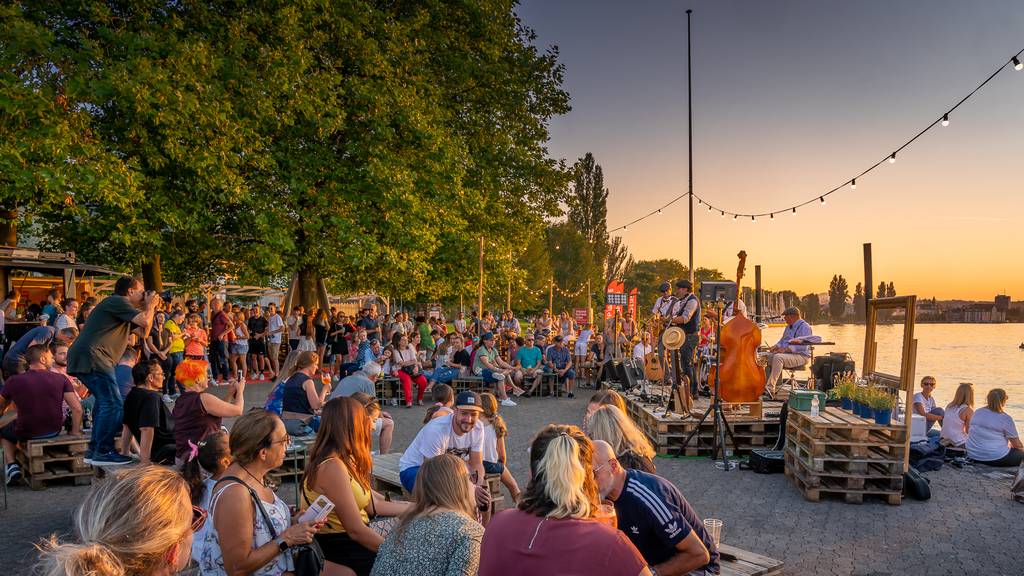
[79,371,123,456]
[209,340,230,381]
[925,407,944,434]
[428,366,460,384]
[165,352,184,395]
[680,332,699,395]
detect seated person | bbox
[940,383,974,449]
[545,336,576,399]
[2,345,82,485]
[120,358,175,465]
[593,440,717,576]
[588,334,608,386]
[914,376,944,435]
[331,360,383,400]
[514,334,544,395]
[764,306,812,398]
[2,326,77,377]
[282,351,330,433]
[966,388,1022,467]
[632,331,653,362]
[115,346,140,401]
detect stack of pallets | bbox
[15,435,92,490]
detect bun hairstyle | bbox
[34,466,191,576]
[518,424,598,520]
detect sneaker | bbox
[501,398,517,407]
[5,463,22,486]
[567,392,575,399]
[83,450,95,465]
[417,400,424,406]
[91,452,133,466]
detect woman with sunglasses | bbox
[35,465,203,576]
[199,411,320,575]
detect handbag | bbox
[367,488,400,538]
[223,476,326,576]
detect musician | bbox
[632,331,652,361]
[764,306,813,398]
[668,280,701,396]
[652,282,674,385]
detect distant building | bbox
[995,295,1011,312]
[963,304,1006,323]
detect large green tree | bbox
[829,274,850,321]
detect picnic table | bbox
[718,543,784,575]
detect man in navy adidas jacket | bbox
[593,440,719,575]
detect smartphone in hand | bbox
[298,494,335,524]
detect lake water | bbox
[760,323,1024,426]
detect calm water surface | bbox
[760,323,1024,425]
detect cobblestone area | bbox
[3,382,1021,575]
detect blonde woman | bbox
[371,454,485,576]
[583,390,628,433]
[587,405,656,473]
[966,388,1023,467]
[479,425,649,576]
[35,465,200,576]
[940,383,975,449]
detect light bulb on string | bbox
[720,211,724,218]
[751,216,756,223]
[657,209,662,215]
[707,205,712,212]
[732,215,737,222]
[622,226,627,232]
[770,213,774,220]
[819,196,826,205]
[851,179,856,190]
[792,207,797,216]
[889,153,897,164]
[941,114,949,127]
[1014,56,1023,71]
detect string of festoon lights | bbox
[608,48,1024,232]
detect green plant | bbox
[868,390,896,410]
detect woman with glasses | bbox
[303,397,410,576]
[199,411,320,575]
[35,465,204,576]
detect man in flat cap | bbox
[668,280,701,397]
[765,306,813,398]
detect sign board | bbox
[627,288,638,321]
[573,308,589,326]
[605,280,626,320]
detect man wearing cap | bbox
[399,391,488,499]
[668,280,701,397]
[765,306,813,398]
[545,335,576,398]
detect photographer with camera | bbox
[68,276,160,466]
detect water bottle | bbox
[810,394,820,416]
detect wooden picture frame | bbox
[863,295,917,471]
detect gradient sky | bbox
[516,0,1024,300]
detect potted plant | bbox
[870,390,896,425]
[835,380,855,411]
[859,389,875,420]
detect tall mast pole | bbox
[687,8,695,284]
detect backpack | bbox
[264,381,285,415]
[903,467,931,501]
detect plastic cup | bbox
[703,518,722,548]
[595,501,618,529]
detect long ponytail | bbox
[518,425,598,520]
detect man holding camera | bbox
[68,276,159,465]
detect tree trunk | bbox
[0,208,17,246]
[142,254,163,292]
[290,267,330,311]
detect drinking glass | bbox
[703,518,723,548]
[595,501,617,529]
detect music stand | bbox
[675,296,738,471]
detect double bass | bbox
[713,251,765,403]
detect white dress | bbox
[196,481,294,575]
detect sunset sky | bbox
[517,0,1024,300]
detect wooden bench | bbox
[15,434,92,490]
[377,376,403,405]
[719,543,784,575]
[372,452,506,514]
[452,376,484,394]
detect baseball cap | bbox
[481,332,494,341]
[455,391,484,412]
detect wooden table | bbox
[719,543,784,575]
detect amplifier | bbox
[812,353,855,391]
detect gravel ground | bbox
[3,381,1022,575]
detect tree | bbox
[853,282,865,321]
[801,293,822,323]
[605,236,633,282]
[568,152,609,289]
[546,223,594,313]
[887,282,896,297]
[829,275,849,321]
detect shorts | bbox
[229,342,249,355]
[574,342,589,356]
[400,466,420,492]
[248,339,266,356]
[483,460,505,475]
[314,532,377,576]
[554,368,576,383]
[0,421,60,442]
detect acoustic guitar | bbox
[643,350,665,381]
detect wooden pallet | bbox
[719,543,784,576]
[14,435,92,490]
[784,407,903,505]
[377,377,405,405]
[626,395,782,456]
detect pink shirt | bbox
[479,508,646,576]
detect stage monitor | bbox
[699,281,737,303]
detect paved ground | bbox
[3,381,1022,575]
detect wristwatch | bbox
[276,537,289,552]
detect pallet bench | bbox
[14,435,92,490]
[372,452,506,514]
[719,543,784,576]
[784,406,905,505]
[377,376,404,405]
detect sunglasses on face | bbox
[191,505,208,532]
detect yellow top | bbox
[302,458,370,534]
[166,319,185,354]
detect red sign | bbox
[627,288,638,322]
[573,308,589,326]
[605,280,625,320]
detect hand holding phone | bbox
[298,494,335,524]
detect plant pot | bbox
[852,400,862,415]
[861,405,874,420]
[841,397,853,411]
[874,408,892,426]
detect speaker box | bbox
[812,353,856,391]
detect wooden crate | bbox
[626,395,781,456]
[784,407,903,505]
[14,435,92,490]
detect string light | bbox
[751,216,756,223]
[604,46,1023,230]
[770,213,774,220]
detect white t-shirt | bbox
[632,342,653,361]
[913,392,936,413]
[482,421,499,464]
[399,413,484,471]
[966,408,1019,462]
[267,314,284,343]
[55,314,77,331]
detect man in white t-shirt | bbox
[913,376,944,434]
[399,391,486,497]
[266,304,285,379]
[632,331,653,361]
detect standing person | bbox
[207,298,232,385]
[479,393,521,502]
[940,383,974,449]
[358,308,382,343]
[172,359,244,464]
[313,308,330,366]
[248,304,269,381]
[667,280,701,398]
[287,306,303,351]
[229,311,250,383]
[390,333,429,408]
[33,466,199,576]
[454,311,467,336]
[371,454,485,576]
[266,303,285,380]
[473,333,519,407]
[574,322,593,379]
[913,376,945,434]
[545,335,576,399]
[966,388,1022,467]
[2,345,82,485]
[68,276,158,466]
[328,310,348,376]
[587,405,657,473]
[165,309,187,398]
[592,440,717,576]
[199,411,321,575]
[763,306,812,399]
[146,311,171,392]
[296,311,317,353]
[418,316,436,355]
[120,359,176,465]
[183,313,209,360]
[302,397,410,576]
[478,425,649,576]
